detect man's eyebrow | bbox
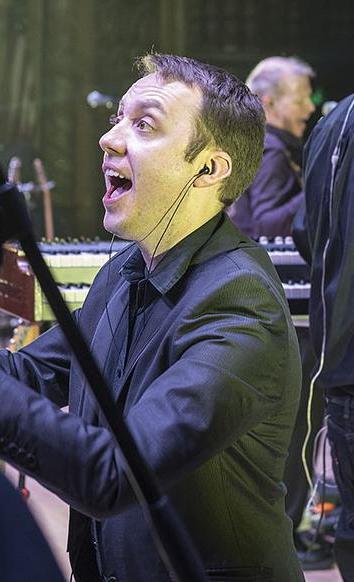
[118,98,166,114]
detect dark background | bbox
[1,0,353,239]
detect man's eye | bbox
[136,119,152,131]
[109,114,121,126]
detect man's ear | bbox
[193,151,232,188]
[262,94,274,111]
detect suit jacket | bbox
[0,214,303,581]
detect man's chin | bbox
[103,216,121,237]
[295,122,307,138]
[103,217,134,241]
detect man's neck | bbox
[139,248,166,272]
[137,208,222,270]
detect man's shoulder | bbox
[192,221,283,296]
[264,130,286,152]
[193,217,274,271]
[203,222,289,308]
[180,241,292,346]
[192,216,261,267]
[305,94,354,166]
[224,243,284,295]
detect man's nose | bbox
[307,97,316,115]
[99,127,126,156]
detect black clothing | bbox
[301,94,354,397]
[0,473,64,582]
[269,125,303,168]
[228,125,304,238]
[327,397,354,582]
[0,215,304,581]
[296,94,354,581]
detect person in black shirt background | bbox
[228,55,333,570]
[294,94,354,581]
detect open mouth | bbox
[106,170,132,198]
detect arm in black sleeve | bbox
[0,270,297,520]
[0,312,79,407]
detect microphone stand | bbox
[0,167,207,582]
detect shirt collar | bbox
[120,213,224,294]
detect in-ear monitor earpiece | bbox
[199,164,210,175]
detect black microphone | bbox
[86,90,116,109]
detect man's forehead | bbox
[120,73,202,112]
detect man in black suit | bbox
[0,54,303,581]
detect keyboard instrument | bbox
[0,240,129,322]
[0,237,309,324]
[259,236,310,324]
